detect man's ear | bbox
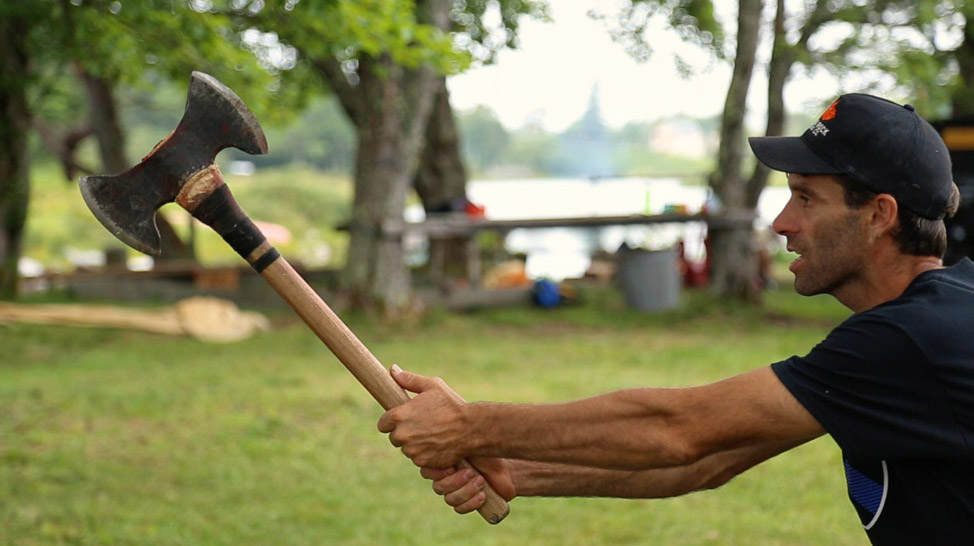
[869,194,899,237]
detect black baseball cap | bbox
[748,93,954,219]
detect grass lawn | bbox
[1,284,868,545]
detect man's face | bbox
[772,173,870,298]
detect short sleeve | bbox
[771,314,969,460]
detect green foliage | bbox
[0,288,862,545]
[239,0,471,80]
[618,149,713,179]
[782,0,974,118]
[594,0,974,121]
[48,1,274,96]
[458,105,511,173]
[19,0,301,155]
[499,126,561,175]
[452,0,551,64]
[23,163,121,269]
[607,119,716,179]
[0,3,57,152]
[336,0,465,71]
[595,0,725,64]
[225,97,356,172]
[224,166,352,267]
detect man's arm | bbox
[423,438,813,514]
[513,437,812,497]
[378,366,824,471]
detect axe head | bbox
[80,71,268,256]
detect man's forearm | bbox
[508,439,810,499]
[464,387,717,470]
[509,459,709,499]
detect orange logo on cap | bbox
[821,99,839,121]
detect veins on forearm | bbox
[468,388,703,471]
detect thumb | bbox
[389,364,436,394]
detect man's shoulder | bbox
[805,259,974,364]
[918,257,974,289]
[872,257,974,317]
[830,257,974,367]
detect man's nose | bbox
[772,204,796,236]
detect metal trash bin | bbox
[616,246,681,312]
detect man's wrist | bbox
[459,402,494,458]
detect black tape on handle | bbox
[250,247,281,273]
[191,184,266,259]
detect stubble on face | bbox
[790,208,867,298]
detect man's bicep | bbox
[753,365,826,439]
[691,366,825,455]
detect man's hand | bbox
[377,366,473,469]
[420,458,517,514]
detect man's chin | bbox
[792,275,822,297]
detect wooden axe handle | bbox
[180,168,509,523]
[258,253,510,524]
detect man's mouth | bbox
[787,246,804,273]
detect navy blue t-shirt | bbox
[772,258,974,545]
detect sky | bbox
[446,0,841,132]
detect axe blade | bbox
[185,71,268,157]
[78,71,269,257]
[79,164,170,257]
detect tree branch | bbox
[312,56,366,128]
[32,120,94,181]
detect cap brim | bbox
[748,136,843,175]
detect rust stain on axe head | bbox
[79,71,268,256]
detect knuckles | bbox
[402,446,435,468]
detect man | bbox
[377,94,974,544]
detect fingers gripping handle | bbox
[257,258,510,524]
[182,174,509,523]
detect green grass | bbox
[0,287,866,545]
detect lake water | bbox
[409,177,791,280]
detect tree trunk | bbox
[736,0,829,295]
[707,0,762,302]
[78,68,128,174]
[414,81,468,212]
[413,81,472,281]
[338,54,441,317]
[0,14,31,299]
[747,0,788,207]
[313,0,450,317]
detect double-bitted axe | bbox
[79,71,509,524]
